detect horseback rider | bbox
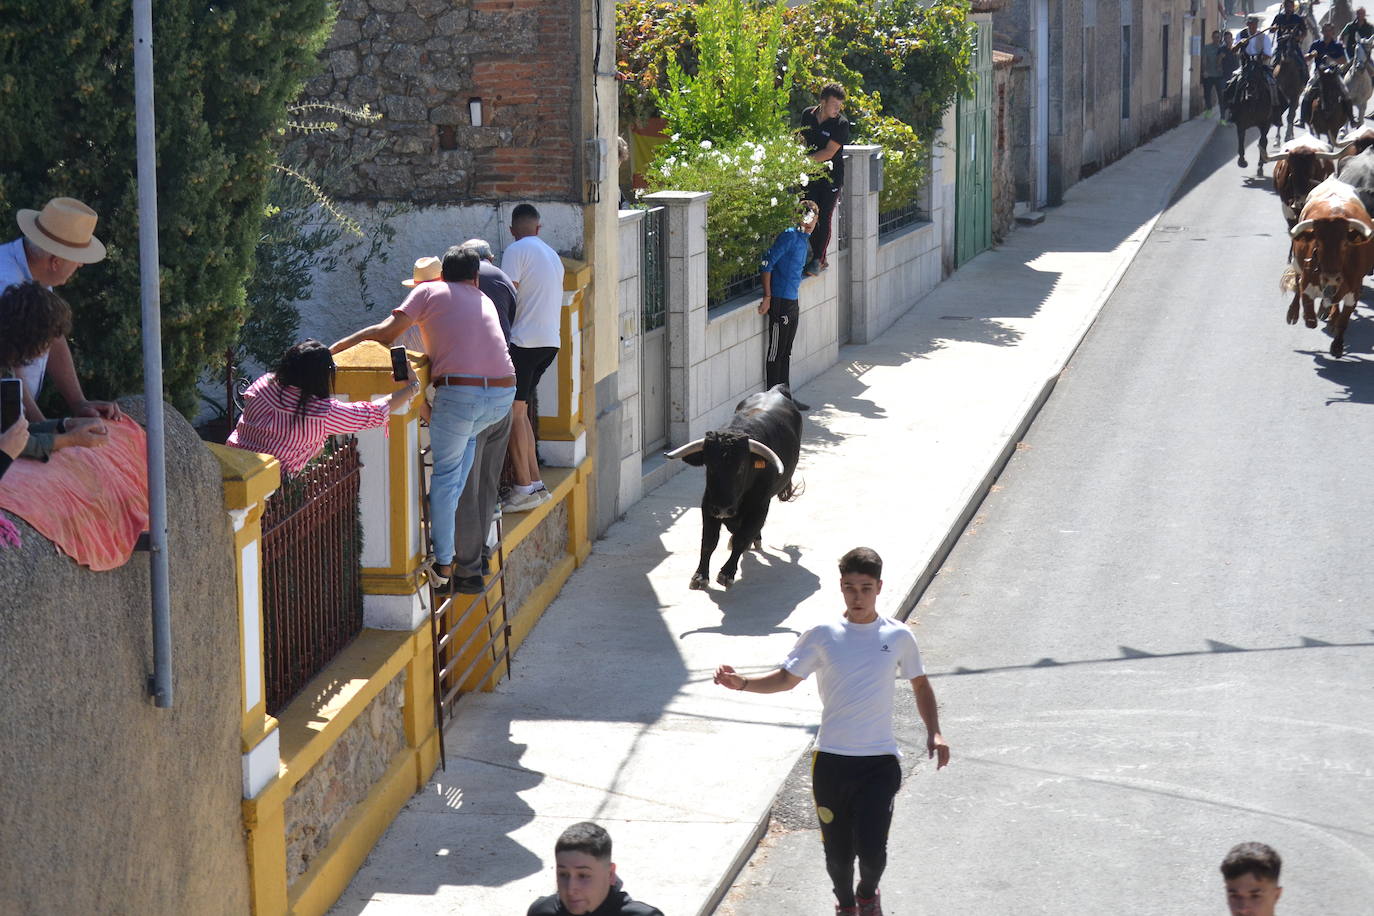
[1272,0,1310,48]
[1338,7,1374,49]
[1298,22,1352,126]
[1232,15,1286,125]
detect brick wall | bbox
[305,0,583,203]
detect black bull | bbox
[665,385,802,590]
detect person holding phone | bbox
[228,339,419,476]
[0,197,122,423]
[0,282,110,462]
[0,397,29,481]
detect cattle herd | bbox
[1272,129,1374,357]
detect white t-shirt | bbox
[500,235,565,349]
[784,616,925,757]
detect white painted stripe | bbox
[242,540,262,713]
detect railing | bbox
[260,436,364,715]
[712,269,762,309]
[642,206,667,332]
[878,200,925,237]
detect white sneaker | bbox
[501,490,544,513]
[531,486,552,506]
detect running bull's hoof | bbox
[716,571,736,589]
[689,573,709,590]
[752,538,762,550]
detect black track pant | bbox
[805,179,842,264]
[812,751,902,907]
[765,297,800,390]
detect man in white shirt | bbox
[714,547,950,916]
[0,197,122,423]
[500,203,565,513]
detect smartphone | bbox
[0,378,21,432]
[390,346,408,382]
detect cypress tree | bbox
[0,0,335,415]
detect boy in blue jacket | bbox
[758,200,819,411]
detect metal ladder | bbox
[415,434,514,772]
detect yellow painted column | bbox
[334,342,432,631]
[535,259,592,466]
[207,443,287,915]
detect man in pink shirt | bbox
[331,247,515,589]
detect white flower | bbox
[670,133,681,142]
[750,145,766,163]
[799,172,809,185]
[700,139,713,149]
[770,197,778,206]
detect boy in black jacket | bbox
[527,822,663,916]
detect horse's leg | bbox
[1237,123,1248,168]
[1258,126,1268,176]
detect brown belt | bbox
[432,374,516,388]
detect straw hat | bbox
[17,198,107,264]
[401,256,442,287]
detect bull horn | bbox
[747,439,785,475]
[1317,144,1356,159]
[664,438,706,461]
[1290,219,1316,237]
[1271,152,1290,161]
[1349,218,1374,238]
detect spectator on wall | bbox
[758,200,819,412]
[0,414,28,482]
[499,204,565,514]
[800,82,851,273]
[0,197,122,423]
[0,282,109,461]
[228,339,419,476]
[331,247,515,591]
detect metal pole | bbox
[134,0,174,708]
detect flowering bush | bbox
[616,0,698,124]
[646,133,826,305]
[864,114,930,215]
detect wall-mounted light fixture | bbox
[468,97,483,128]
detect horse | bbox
[1228,55,1278,173]
[1310,58,1356,144]
[1275,33,1310,141]
[1321,0,1354,33]
[1344,36,1374,127]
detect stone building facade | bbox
[305,0,586,204]
[995,0,1206,208]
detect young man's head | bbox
[1322,22,1337,40]
[1282,0,1295,13]
[798,199,821,234]
[1212,30,1223,44]
[838,547,883,620]
[818,81,846,120]
[1246,15,1260,34]
[553,821,616,914]
[511,203,541,240]
[441,245,481,283]
[1358,7,1368,23]
[1220,842,1282,916]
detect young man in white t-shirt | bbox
[714,547,950,916]
[499,203,565,513]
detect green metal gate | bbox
[956,18,994,266]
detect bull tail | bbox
[1280,262,1300,293]
[778,475,804,502]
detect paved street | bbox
[717,128,1374,913]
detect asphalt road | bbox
[715,127,1374,915]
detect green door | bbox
[956,18,994,266]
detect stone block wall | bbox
[306,0,581,203]
[284,672,408,886]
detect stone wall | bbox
[306,0,582,203]
[504,500,570,619]
[284,671,408,885]
[992,53,1018,243]
[0,399,250,915]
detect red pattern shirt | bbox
[227,375,389,475]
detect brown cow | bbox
[1271,138,1341,230]
[1282,177,1374,357]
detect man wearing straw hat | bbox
[0,197,122,423]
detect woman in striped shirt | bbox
[228,340,419,475]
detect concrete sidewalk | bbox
[329,117,1217,916]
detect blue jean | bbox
[428,384,516,566]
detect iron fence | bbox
[642,206,667,332]
[712,269,762,309]
[878,201,925,237]
[260,436,364,715]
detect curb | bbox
[703,117,1220,916]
